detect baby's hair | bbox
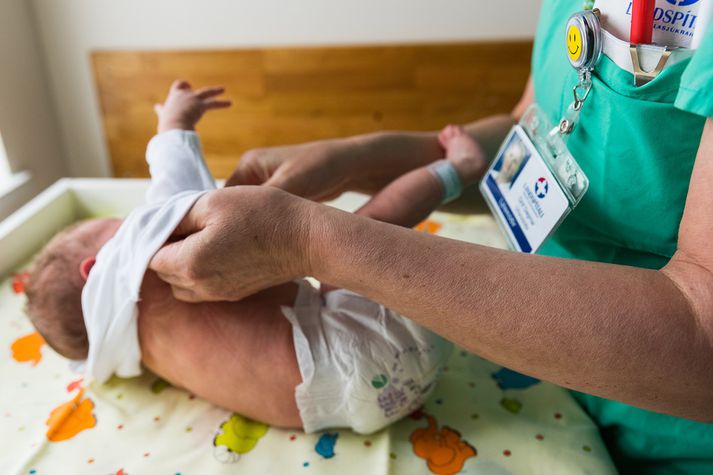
[25,220,109,360]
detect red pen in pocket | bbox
[630,0,655,44]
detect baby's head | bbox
[25,218,122,360]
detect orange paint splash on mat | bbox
[415,219,443,235]
[11,272,30,294]
[66,378,84,393]
[410,413,476,475]
[46,388,96,442]
[11,332,45,366]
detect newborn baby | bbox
[25,81,486,433]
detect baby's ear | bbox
[79,257,96,282]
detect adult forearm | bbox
[346,131,443,193]
[307,206,713,421]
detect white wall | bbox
[0,0,66,221]
[30,0,542,178]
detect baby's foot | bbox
[439,125,480,161]
[438,125,486,183]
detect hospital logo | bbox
[534,177,548,199]
[665,0,699,6]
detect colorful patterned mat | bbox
[1,213,616,474]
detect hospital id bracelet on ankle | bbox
[429,159,463,204]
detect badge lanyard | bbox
[478,9,598,254]
[561,9,602,137]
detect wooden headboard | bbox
[92,42,532,178]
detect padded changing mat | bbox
[1,213,617,475]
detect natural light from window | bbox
[0,133,10,187]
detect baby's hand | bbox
[438,125,487,184]
[154,80,232,133]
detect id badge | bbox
[479,105,589,254]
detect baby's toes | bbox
[438,124,462,149]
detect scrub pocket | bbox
[542,51,706,265]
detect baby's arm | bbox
[356,125,487,228]
[145,81,232,204]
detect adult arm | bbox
[224,79,530,208]
[151,118,713,422]
[305,119,713,422]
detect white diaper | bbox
[282,280,453,434]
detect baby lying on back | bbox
[25,81,486,433]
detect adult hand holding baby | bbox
[149,186,316,302]
[226,138,362,202]
[150,78,322,302]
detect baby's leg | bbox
[138,272,303,428]
[356,125,486,229]
[355,165,445,228]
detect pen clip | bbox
[629,45,671,87]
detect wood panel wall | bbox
[92,42,532,178]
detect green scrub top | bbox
[532,1,713,473]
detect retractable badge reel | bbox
[479,10,597,254]
[560,9,602,135]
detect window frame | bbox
[0,133,11,185]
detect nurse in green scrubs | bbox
[148,2,713,473]
[533,2,713,473]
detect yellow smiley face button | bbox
[565,11,602,71]
[567,25,583,62]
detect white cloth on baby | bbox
[78,130,215,383]
[283,280,453,434]
[144,130,216,205]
